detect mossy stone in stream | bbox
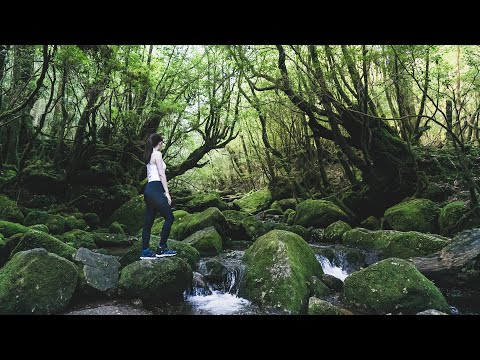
[307,297,343,315]
[233,189,272,214]
[294,200,349,228]
[185,192,228,212]
[110,195,145,235]
[11,229,76,260]
[182,226,223,257]
[109,221,126,235]
[61,230,97,250]
[384,198,439,233]
[324,221,352,243]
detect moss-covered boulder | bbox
[21,161,66,195]
[222,210,250,240]
[61,230,97,250]
[438,201,480,237]
[270,223,311,241]
[84,213,100,229]
[384,198,440,233]
[0,233,24,266]
[287,210,296,225]
[233,189,272,214]
[0,221,29,238]
[269,201,284,214]
[308,276,332,298]
[28,224,49,233]
[182,226,223,257]
[64,215,89,232]
[185,192,228,213]
[118,257,193,304]
[282,208,295,223]
[151,210,190,235]
[166,239,200,270]
[199,258,228,282]
[11,230,76,260]
[23,210,66,235]
[0,195,24,223]
[307,297,343,315]
[0,248,77,314]
[109,221,126,235]
[171,207,231,242]
[342,228,397,253]
[385,232,451,259]
[110,195,146,235]
[92,233,136,248]
[343,258,450,314]
[241,216,268,241]
[294,200,349,228]
[324,221,352,243]
[360,216,381,231]
[277,198,298,212]
[73,247,120,297]
[239,230,323,314]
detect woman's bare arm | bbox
[154,151,170,195]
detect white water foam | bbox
[315,254,349,281]
[186,288,251,315]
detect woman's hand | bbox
[165,192,172,206]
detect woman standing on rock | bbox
[140,133,176,259]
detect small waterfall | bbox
[315,253,349,281]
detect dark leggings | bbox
[142,181,174,249]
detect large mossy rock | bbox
[165,239,200,270]
[360,216,381,231]
[270,223,311,241]
[23,210,66,235]
[343,258,450,314]
[64,215,89,232]
[185,192,228,213]
[239,229,323,314]
[73,248,120,297]
[294,200,349,228]
[324,220,352,243]
[438,201,480,237]
[241,216,268,241]
[11,230,76,260]
[171,207,231,241]
[61,230,97,250]
[21,161,66,195]
[277,198,298,212]
[0,221,29,238]
[233,189,272,214]
[222,210,250,240]
[343,228,450,258]
[110,195,145,235]
[92,233,135,248]
[0,248,78,314]
[84,213,100,229]
[307,297,342,315]
[182,226,223,256]
[0,195,24,223]
[384,198,440,233]
[118,257,192,304]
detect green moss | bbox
[28,224,49,233]
[64,215,89,232]
[342,228,397,252]
[92,233,134,247]
[241,216,267,241]
[360,216,381,230]
[233,189,272,214]
[61,229,97,250]
[308,276,332,298]
[109,221,126,235]
[72,212,84,219]
[385,232,450,258]
[110,195,146,234]
[324,221,352,243]
[343,258,450,314]
[282,208,295,223]
[0,195,24,223]
[24,211,67,235]
[171,207,231,241]
[270,223,310,241]
[0,221,29,238]
[287,210,296,225]
[183,226,223,256]
[307,297,342,315]
[185,192,228,212]
[84,213,100,228]
[21,161,66,194]
[277,198,298,212]
[11,229,76,260]
[438,201,480,237]
[166,239,200,270]
[0,248,78,314]
[118,256,192,304]
[294,200,349,228]
[239,229,323,314]
[222,210,250,240]
[384,198,440,233]
[269,201,284,214]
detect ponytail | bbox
[143,133,163,165]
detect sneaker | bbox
[140,248,157,260]
[156,246,177,258]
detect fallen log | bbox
[410,229,480,286]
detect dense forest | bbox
[1,45,480,315]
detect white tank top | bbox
[146,150,166,182]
